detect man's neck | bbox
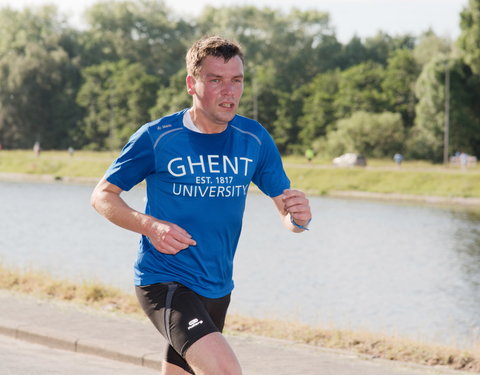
[188,108,228,134]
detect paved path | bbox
[0,334,161,375]
[0,291,470,375]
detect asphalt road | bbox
[0,292,472,375]
[0,335,161,375]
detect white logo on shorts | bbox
[188,318,204,330]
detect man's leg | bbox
[186,332,242,375]
[137,284,195,374]
[162,361,191,375]
[163,345,194,374]
[136,283,236,374]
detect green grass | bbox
[1,264,479,372]
[1,150,480,199]
[0,150,116,179]
[285,167,480,198]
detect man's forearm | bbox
[91,180,154,237]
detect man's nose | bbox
[221,81,236,95]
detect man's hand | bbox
[147,220,197,255]
[282,189,312,230]
[91,178,196,253]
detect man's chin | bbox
[216,112,236,124]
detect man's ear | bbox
[186,75,196,96]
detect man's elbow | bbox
[90,179,107,213]
[90,177,110,212]
[90,188,101,212]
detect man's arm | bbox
[271,189,312,233]
[90,178,196,254]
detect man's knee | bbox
[185,332,242,375]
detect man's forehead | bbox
[205,71,244,78]
[200,56,244,74]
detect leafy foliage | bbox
[76,60,159,150]
[458,0,480,75]
[0,1,479,160]
[324,111,405,158]
[382,49,420,128]
[0,6,82,149]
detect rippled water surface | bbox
[1,180,479,348]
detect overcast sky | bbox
[0,0,468,43]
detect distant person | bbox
[33,141,41,157]
[393,153,404,166]
[68,147,75,157]
[91,35,312,375]
[305,148,315,163]
[460,152,468,169]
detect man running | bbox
[91,35,312,375]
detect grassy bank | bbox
[0,264,479,372]
[285,166,480,198]
[0,150,116,179]
[1,150,480,200]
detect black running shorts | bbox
[135,282,231,373]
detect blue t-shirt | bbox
[105,109,290,298]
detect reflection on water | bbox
[235,196,480,348]
[0,180,480,348]
[450,210,480,344]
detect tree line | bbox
[1,0,479,161]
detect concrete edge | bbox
[0,314,474,375]
[0,317,163,370]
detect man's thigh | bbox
[185,332,242,375]
[136,283,231,363]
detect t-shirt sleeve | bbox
[252,129,290,197]
[105,125,155,191]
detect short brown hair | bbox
[186,36,244,77]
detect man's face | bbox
[187,55,244,130]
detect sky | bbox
[0,0,468,43]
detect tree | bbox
[455,0,480,156]
[447,62,480,155]
[408,57,448,160]
[0,6,82,149]
[325,111,405,158]
[413,30,452,66]
[382,49,421,128]
[408,56,480,160]
[149,68,191,119]
[364,32,415,66]
[196,6,341,91]
[76,60,159,150]
[295,70,341,149]
[82,0,194,83]
[334,61,387,119]
[272,86,308,154]
[338,36,369,69]
[458,0,480,75]
[240,62,281,133]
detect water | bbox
[1,180,479,348]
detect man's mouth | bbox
[219,102,234,109]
